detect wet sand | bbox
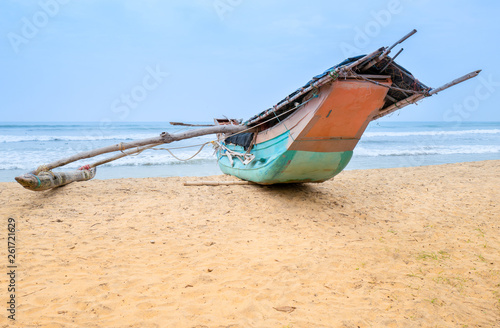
[1,160,499,327]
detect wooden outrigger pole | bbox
[15,124,247,191]
[372,69,482,120]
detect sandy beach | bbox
[1,160,499,327]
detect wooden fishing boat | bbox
[15,29,480,191]
[214,30,480,184]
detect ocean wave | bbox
[0,146,218,170]
[364,129,500,138]
[0,122,211,129]
[0,133,214,143]
[0,124,88,129]
[0,134,146,143]
[355,145,500,157]
[101,158,217,167]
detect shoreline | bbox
[1,160,499,327]
[2,120,499,183]
[2,154,499,184]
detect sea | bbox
[1,121,499,183]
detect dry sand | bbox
[1,160,499,327]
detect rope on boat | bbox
[206,94,320,167]
[34,164,50,175]
[348,70,430,95]
[151,142,212,162]
[272,110,295,141]
[116,96,313,165]
[213,141,255,167]
[118,142,147,157]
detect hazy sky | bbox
[1,0,499,123]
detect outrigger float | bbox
[15,29,481,191]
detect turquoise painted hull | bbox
[217,131,353,184]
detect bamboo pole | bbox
[341,47,385,72]
[428,70,482,95]
[363,29,417,70]
[381,29,417,59]
[372,93,425,120]
[380,48,404,72]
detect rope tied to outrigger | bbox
[151,142,212,162]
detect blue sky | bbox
[1,0,499,123]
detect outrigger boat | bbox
[214,29,480,184]
[15,30,481,191]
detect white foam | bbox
[0,133,215,143]
[364,129,500,138]
[0,146,217,170]
[355,145,500,157]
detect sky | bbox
[1,0,499,123]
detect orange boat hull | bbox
[217,78,392,184]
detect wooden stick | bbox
[380,48,404,72]
[89,144,161,168]
[429,70,482,95]
[183,181,253,186]
[381,29,417,58]
[373,69,482,120]
[372,93,426,120]
[364,29,416,70]
[342,47,385,72]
